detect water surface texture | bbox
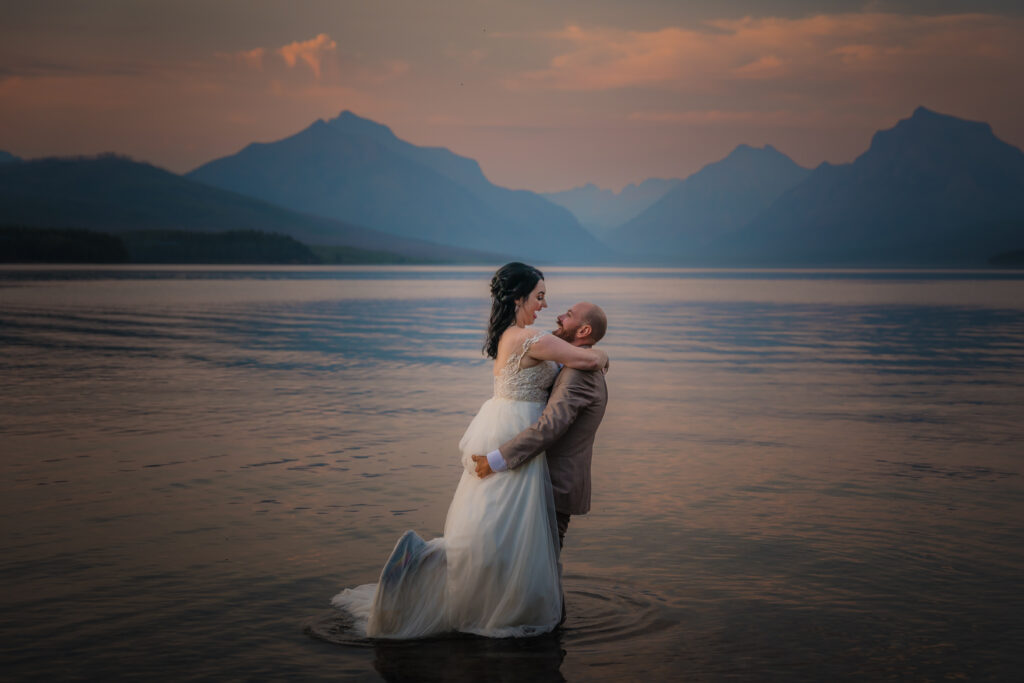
[2,266,1023,680]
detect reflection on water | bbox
[2,266,1023,680]
[307,572,676,679]
[368,633,566,683]
[306,614,568,682]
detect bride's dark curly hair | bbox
[483,262,544,359]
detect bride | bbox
[331,262,608,639]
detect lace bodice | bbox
[493,331,559,403]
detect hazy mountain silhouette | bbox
[8,107,1020,267]
[0,155,497,262]
[188,111,607,262]
[607,144,810,259]
[990,247,1024,267]
[711,107,1024,265]
[542,178,681,237]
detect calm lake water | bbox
[2,265,1023,681]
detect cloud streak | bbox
[220,34,338,79]
[237,47,266,70]
[506,13,1024,94]
[278,33,336,80]
[221,34,409,86]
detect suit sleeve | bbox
[499,370,597,471]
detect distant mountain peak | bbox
[908,105,967,124]
[187,111,605,261]
[864,106,1004,163]
[323,110,398,141]
[725,105,1024,267]
[0,149,22,164]
[890,106,992,137]
[606,142,811,256]
[723,143,787,162]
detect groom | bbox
[471,301,609,551]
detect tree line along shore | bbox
[0,225,429,265]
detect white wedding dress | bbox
[331,331,562,639]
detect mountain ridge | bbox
[704,107,1024,265]
[607,143,811,259]
[4,107,1022,266]
[188,111,608,262]
[542,178,682,237]
[0,154,499,263]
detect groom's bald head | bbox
[577,302,607,344]
[555,301,608,346]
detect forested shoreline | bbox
[0,226,428,264]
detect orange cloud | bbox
[278,33,337,80]
[507,13,1024,93]
[216,46,267,70]
[506,25,696,91]
[239,47,266,70]
[733,55,785,79]
[222,34,406,86]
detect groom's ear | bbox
[577,323,592,340]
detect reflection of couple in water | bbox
[331,262,609,640]
[372,629,567,683]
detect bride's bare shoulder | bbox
[495,327,543,361]
[499,326,542,347]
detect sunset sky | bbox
[2,1,1022,191]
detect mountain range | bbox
[188,111,608,263]
[554,107,1022,266]
[542,178,681,238]
[0,154,497,263]
[607,144,811,260]
[712,107,1024,265]
[2,106,1022,266]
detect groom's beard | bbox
[552,325,574,342]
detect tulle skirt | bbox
[331,397,562,639]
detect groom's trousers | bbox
[556,511,570,626]
[556,511,571,549]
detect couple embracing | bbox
[332,262,610,638]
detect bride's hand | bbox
[594,348,609,374]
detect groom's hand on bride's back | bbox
[471,454,493,478]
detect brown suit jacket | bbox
[499,366,608,515]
